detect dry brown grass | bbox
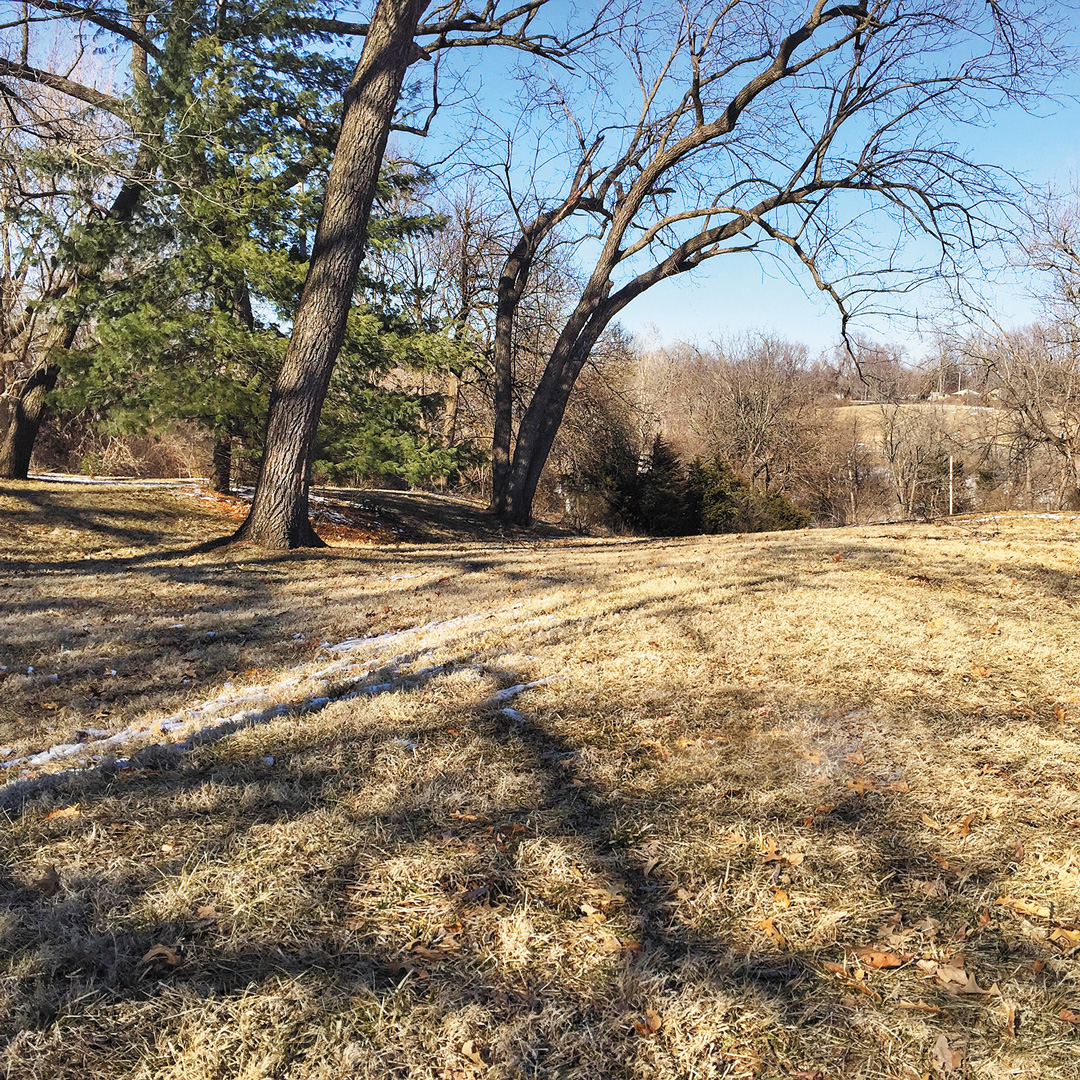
[3,479,1080,1078]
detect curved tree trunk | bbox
[0,363,59,478]
[235,0,430,549]
[503,309,612,525]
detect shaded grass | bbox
[3,481,1080,1077]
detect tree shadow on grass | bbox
[3,657,1075,1079]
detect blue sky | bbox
[618,72,1080,359]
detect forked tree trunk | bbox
[0,177,144,481]
[503,309,611,525]
[235,0,430,548]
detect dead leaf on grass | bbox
[1049,927,1080,950]
[851,947,906,969]
[633,1008,663,1036]
[773,889,791,909]
[999,1000,1017,1037]
[844,750,866,765]
[920,813,942,830]
[141,944,181,971]
[44,805,80,820]
[970,664,992,679]
[944,814,974,837]
[846,777,874,795]
[913,879,946,899]
[897,1000,943,1015]
[996,896,1050,919]
[885,778,910,793]
[918,957,998,996]
[461,1040,490,1068]
[932,1034,963,1074]
[1059,1008,1080,1025]
[756,918,788,949]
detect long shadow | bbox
[3,659,1067,1078]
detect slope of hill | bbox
[2,479,1080,1078]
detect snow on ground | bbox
[1,606,548,807]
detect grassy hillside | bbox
[2,480,1080,1078]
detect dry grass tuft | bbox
[3,480,1080,1078]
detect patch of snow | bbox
[1,607,556,804]
[489,677,563,703]
[501,708,527,723]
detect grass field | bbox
[3,479,1080,1078]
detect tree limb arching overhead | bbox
[479,0,1071,524]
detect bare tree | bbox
[964,190,1080,509]
[482,0,1068,523]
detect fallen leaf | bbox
[999,1000,1017,1038]
[1050,927,1080,949]
[944,814,974,837]
[885,778,910,793]
[45,805,81,821]
[978,908,991,927]
[773,889,791,909]
[823,961,849,976]
[141,944,181,968]
[844,750,866,765]
[832,552,844,563]
[1060,1008,1080,1025]
[996,896,1050,920]
[929,959,997,996]
[970,664,992,679]
[920,813,942,830]
[913,879,946,899]
[930,853,951,871]
[846,777,874,795]
[756,918,788,949]
[851,947,906,969]
[803,750,825,765]
[986,619,1000,635]
[633,1008,663,1036]
[932,1033,963,1073]
[461,1040,489,1067]
[897,1000,943,1014]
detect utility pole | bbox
[948,455,954,515]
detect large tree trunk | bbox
[503,310,611,525]
[0,363,59,479]
[235,0,430,549]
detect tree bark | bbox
[211,433,232,493]
[235,0,430,548]
[0,363,59,478]
[0,315,79,478]
[503,301,611,525]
